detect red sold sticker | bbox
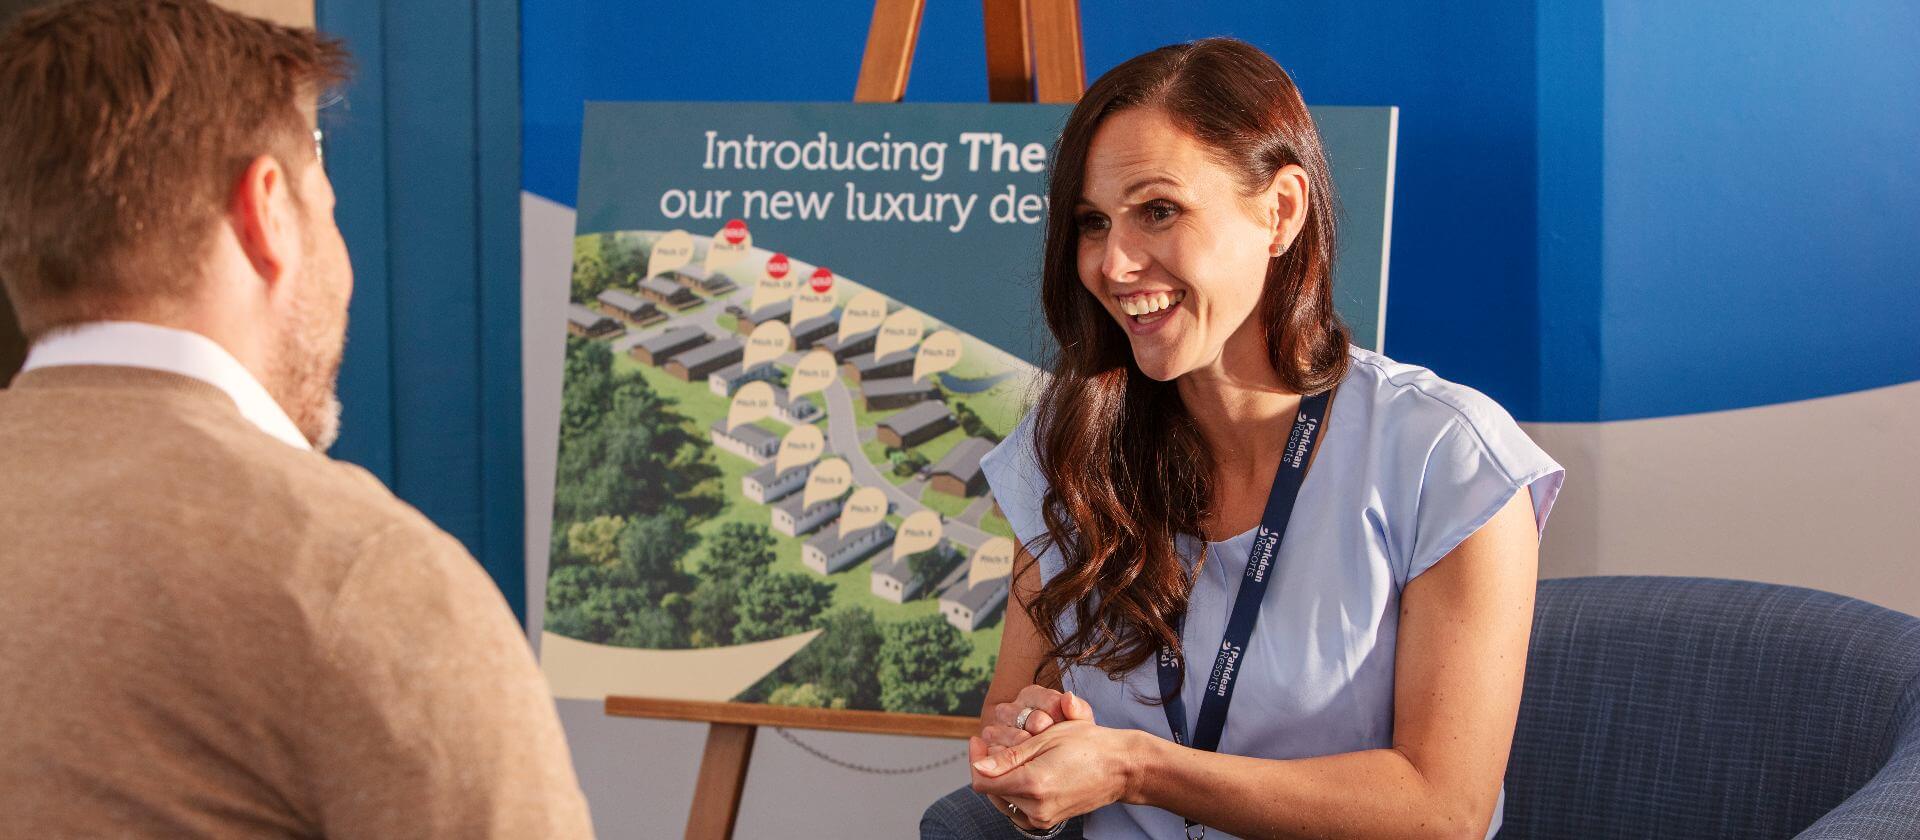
[766,253,791,280]
[809,267,834,293]
[723,219,749,245]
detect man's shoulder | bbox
[210,424,458,564]
[1,376,452,566]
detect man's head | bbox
[0,0,353,448]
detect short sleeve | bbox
[1405,413,1566,583]
[979,413,1069,584]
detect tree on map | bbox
[564,514,625,567]
[787,605,885,710]
[890,449,929,478]
[616,509,697,602]
[878,615,979,715]
[547,337,720,648]
[570,254,607,304]
[686,523,780,647]
[546,508,697,647]
[767,682,840,709]
[906,546,956,598]
[552,337,719,527]
[687,580,741,648]
[734,571,834,643]
[703,522,778,582]
[559,337,614,443]
[545,564,682,648]
[953,401,1002,443]
[570,232,640,303]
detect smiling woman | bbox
[1029,37,1350,697]
[944,38,1566,840]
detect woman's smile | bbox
[1115,289,1186,334]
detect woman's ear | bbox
[1265,163,1310,257]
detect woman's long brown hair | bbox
[1023,38,1351,691]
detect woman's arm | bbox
[979,548,1062,727]
[975,489,1540,840]
[974,549,1071,831]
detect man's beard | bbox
[271,232,348,451]
[274,293,346,451]
[309,390,343,452]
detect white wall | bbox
[1526,380,1920,616]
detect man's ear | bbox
[229,154,300,289]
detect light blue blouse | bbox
[980,346,1566,840]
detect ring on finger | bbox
[1013,706,1037,730]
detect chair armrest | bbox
[1796,681,1920,839]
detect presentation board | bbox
[542,102,1395,717]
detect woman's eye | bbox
[1077,213,1109,233]
[1143,201,1179,223]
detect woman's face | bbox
[1074,107,1304,383]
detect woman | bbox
[959,39,1564,840]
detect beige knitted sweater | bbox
[0,365,593,838]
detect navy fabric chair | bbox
[1504,576,1920,838]
[923,576,1920,839]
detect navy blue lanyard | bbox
[1158,388,1334,756]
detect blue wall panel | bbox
[479,0,527,625]
[1597,0,1920,419]
[385,3,484,555]
[319,0,525,620]
[1076,2,1543,418]
[1536,0,1606,422]
[319,1,394,483]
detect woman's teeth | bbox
[1120,291,1184,317]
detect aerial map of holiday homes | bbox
[543,224,1036,716]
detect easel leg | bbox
[684,723,757,840]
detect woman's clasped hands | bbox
[970,684,1148,831]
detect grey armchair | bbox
[923,576,1920,838]
[1503,576,1919,838]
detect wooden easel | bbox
[854,0,1085,104]
[606,697,980,839]
[602,3,1086,839]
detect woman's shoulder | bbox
[1343,346,1512,433]
[1339,345,1552,484]
[1341,347,1566,581]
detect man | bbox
[0,2,594,836]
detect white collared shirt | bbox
[21,321,311,450]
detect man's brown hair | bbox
[0,0,349,339]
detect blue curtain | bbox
[315,0,526,622]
